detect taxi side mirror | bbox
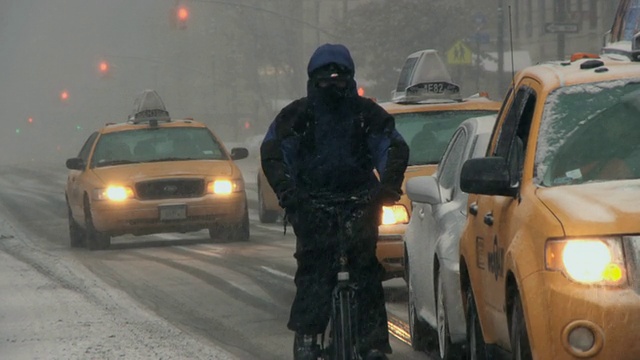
[460,157,516,197]
[230,147,249,160]
[66,157,85,170]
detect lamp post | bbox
[555,0,567,59]
[497,0,505,95]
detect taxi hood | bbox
[537,180,640,236]
[91,160,235,184]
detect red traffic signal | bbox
[175,5,189,29]
[27,117,34,124]
[98,60,110,77]
[60,90,69,102]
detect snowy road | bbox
[0,159,434,360]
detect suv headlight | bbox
[93,186,134,201]
[207,179,244,195]
[381,205,409,225]
[545,237,627,286]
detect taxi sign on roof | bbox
[392,49,461,103]
[129,89,170,123]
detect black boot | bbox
[363,349,389,360]
[293,333,320,360]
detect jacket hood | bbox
[307,43,355,77]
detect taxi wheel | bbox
[510,293,532,360]
[84,199,110,251]
[466,286,487,360]
[258,181,278,224]
[408,268,434,351]
[209,207,250,242]
[435,271,463,359]
[68,205,84,248]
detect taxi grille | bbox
[136,179,204,200]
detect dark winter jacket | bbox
[260,44,408,205]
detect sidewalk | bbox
[0,227,237,360]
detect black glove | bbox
[373,186,401,206]
[278,188,308,211]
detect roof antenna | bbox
[508,6,516,91]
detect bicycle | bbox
[305,191,371,360]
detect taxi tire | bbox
[510,293,532,360]
[68,205,84,248]
[258,181,278,224]
[229,210,250,242]
[209,206,250,242]
[435,271,464,360]
[466,286,487,360]
[408,267,434,351]
[84,198,110,251]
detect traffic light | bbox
[27,117,33,124]
[60,90,69,102]
[98,60,110,77]
[175,4,189,29]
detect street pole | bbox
[556,0,567,60]
[497,0,505,95]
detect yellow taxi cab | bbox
[65,90,250,250]
[379,49,501,280]
[458,54,640,359]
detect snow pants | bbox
[286,203,392,354]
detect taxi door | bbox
[66,132,98,219]
[473,83,538,348]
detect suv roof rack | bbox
[128,89,171,124]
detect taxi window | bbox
[536,80,640,186]
[622,0,640,41]
[438,128,467,200]
[77,132,99,163]
[90,127,227,168]
[394,110,496,166]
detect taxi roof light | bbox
[392,49,462,103]
[128,89,171,124]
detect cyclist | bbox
[260,43,409,360]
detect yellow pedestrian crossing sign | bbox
[447,40,472,65]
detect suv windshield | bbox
[395,110,496,165]
[91,127,227,168]
[536,80,640,186]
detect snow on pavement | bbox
[0,219,238,360]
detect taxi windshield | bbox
[620,0,640,42]
[91,127,227,168]
[536,80,640,186]
[395,110,497,166]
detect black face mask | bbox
[315,78,349,104]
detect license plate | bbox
[159,205,187,221]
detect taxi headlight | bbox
[545,238,627,285]
[207,179,244,195]
[93,186,134,201]
[381,205,409,225]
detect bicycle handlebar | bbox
[306,191,372,211]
